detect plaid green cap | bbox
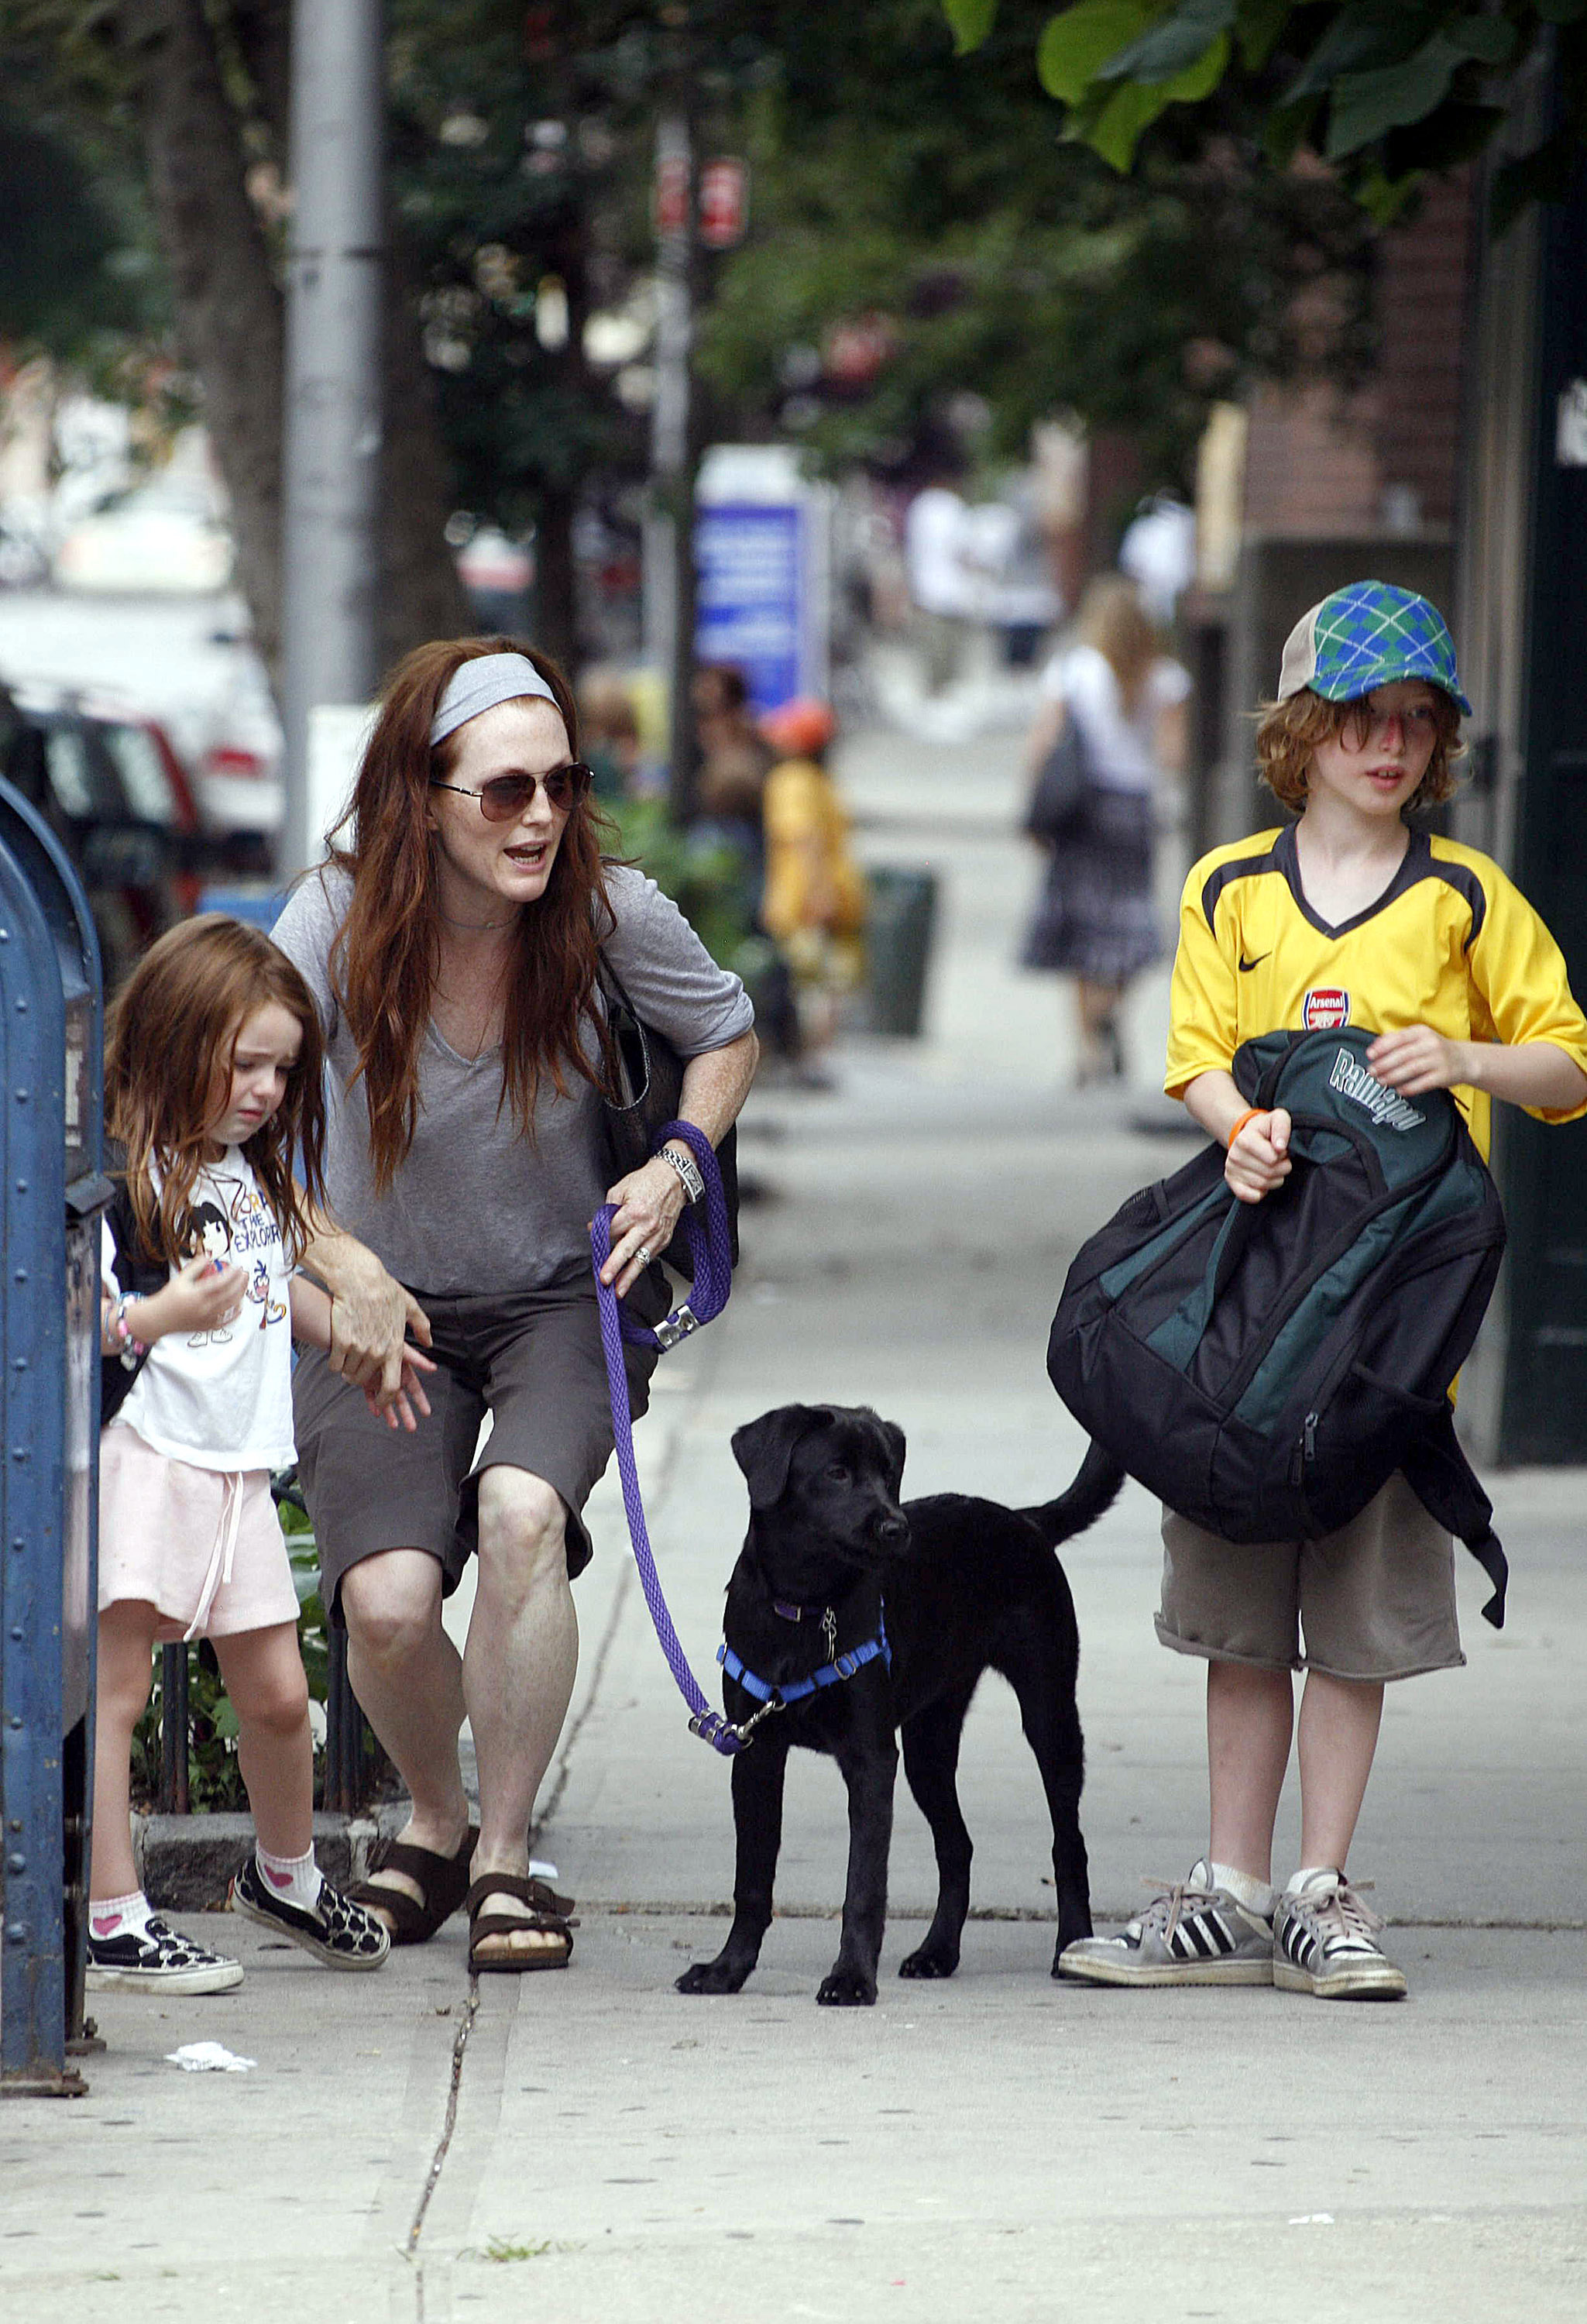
[1277,579,1472,716]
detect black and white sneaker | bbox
[228,1855,391,1970]
[1057,1858,1274,1987]
[87,1916,244,1995]
[1273,1869,1407,2000]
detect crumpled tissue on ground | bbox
[164,2040,256,2073]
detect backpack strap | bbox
[1399,1406,1508,1631]
[101,1143,167,1426]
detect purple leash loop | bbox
[591,1120,747,1756]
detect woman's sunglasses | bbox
[430,763,593,821]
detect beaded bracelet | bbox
[107,1293,149,1370]
[658,1141,706,1205]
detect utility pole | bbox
[647,106,700,817]
[280,0,384,878]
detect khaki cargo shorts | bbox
[1157,1472,1464,1682]
[293,1263,665,1622]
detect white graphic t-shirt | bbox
[102,1149,297,1472]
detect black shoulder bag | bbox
[1023,711,1093,844]
[594,956,740,1274]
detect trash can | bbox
[863,866,938,1037]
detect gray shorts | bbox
[292,1264,665,1621]
[1157,1472,1464,1682]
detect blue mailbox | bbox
[0,775,110,2098]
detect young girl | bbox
[89,916,417,1992]
[1059,580,1587,2001]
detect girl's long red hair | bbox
[327,636,620,1193]
[105,916,328,1266]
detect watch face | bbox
[664,1144,705,1197]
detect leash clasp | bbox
[690,1697,782,1754]
[655,1302,700,1352]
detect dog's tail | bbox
[1019,1439,1126,1548]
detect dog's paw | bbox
[816,1968,878,2007]
[898,1944,958,1980]
[676,1957,748,1996]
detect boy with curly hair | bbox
[1060,580,1587,2001]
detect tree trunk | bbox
[533,482,578,674]
[380,222,475,668]
[116,0,286,678]
[114,0,474,698]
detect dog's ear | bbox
[731,1405,831,1510]
[854,1410,905,1497]
[877,1418,906,1498]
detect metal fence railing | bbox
[153,1628,378,1817]
[151,1472,383,1818]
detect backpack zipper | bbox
[1280,1209,1503,1487]
[1289,1410,1318,1485]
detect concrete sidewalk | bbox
[5,726,1584,2322]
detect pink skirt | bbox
[99,1427,301,1642]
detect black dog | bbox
[677,1404,1122,2006]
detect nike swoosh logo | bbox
[1238,952,1269,973]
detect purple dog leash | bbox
[590,1119,746,1755]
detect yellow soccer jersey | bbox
[1165,823,1587,1160]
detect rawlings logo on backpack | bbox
[1327,1047,1424,1132]
[1046,1026,1510,1626]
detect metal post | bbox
[323,1627,363,1815]
[647,110,700,813]
[157,1645,190,1818]
[280,0,385,882]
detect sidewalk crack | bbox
[405,1978,479,2309]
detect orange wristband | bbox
[1225,1105,1266,1150]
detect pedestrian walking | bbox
[1020,574,1188,1084]
[272,639,757,1972]
[89,917,403,1992]
[1058,580,1587,2000]
[904,471,977,696]
[758,697,868,1070]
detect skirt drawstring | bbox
[184,1470,244,1642]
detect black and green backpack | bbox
[1047,1026,1510,1625]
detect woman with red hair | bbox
[273,638,757,1972]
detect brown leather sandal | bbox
[465,1872,578,1974]
[350,1826,478,1946]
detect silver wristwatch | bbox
[659,1142,706,1203]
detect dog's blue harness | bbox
[718,1612,891,1712]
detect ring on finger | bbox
[636,1243,653,1267]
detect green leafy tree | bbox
[0,97,158,364]
[0,0,498,682]
[698,2,1376,492]
[947,1,1587,223]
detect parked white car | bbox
[53,480,235,596]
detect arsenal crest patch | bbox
[1303,988,1351,1030]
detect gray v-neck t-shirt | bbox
[271,862,753,1296]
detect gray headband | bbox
[430,652,561,747]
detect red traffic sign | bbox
[699,157,747,249]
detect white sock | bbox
[1287,1864,1342,1896]
[1210,1861,1276,1917]
[91,1889,153,1940]
[256,1842,323,1911]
